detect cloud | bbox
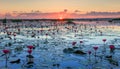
[31,10,41,13]
[65,11,120,18]
[0,11,120,19]
[14,11,61,19]
[5,13,12,17]
[64,9,68,13]
[0,14,2,18]
[74,10,81,13]
[86,11,120,15]
[12,11,18,13]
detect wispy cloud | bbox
[86,11,120,15]
[74,10,81,13]
[64,9,68,13]
[0,10,120,19]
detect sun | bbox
[59,17,63,20]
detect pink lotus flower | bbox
[72,42,76,46]
[27,49,32,54]
[102,39,107,42]
[27,45,34,49]
[3,49,10,54]
[93,46,98,51]
[109,45,115,50]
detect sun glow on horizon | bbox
[59,17,63,20]
[0,0,120,19]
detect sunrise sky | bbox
[0,0,120,19]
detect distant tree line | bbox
[11,19,22,23]
[112,18,120,21]
[108,18,120,22]
[2,18,23,23]
[3,18,7,23]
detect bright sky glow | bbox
[0,0,120,19]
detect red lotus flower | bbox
[93,46,98,51]
[109,45,115,50]
[3,49,10,54]
[48,29,51,31]
[27,45,34,49]
[7,32,11,35]
[40,30,43,32]
[13,34,16,36]
[18,28,20,31]
[53,33,55,35]
[37,31,39,33]
[80,41,83,43]
[103,39,106,42]
[72,42,76,46]
[5,27,8,30]
[27,49,32,54]
[13,32,16,36]
[88,51,91,55]
[46,34,48,36]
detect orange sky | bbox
[0,0,120,19]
